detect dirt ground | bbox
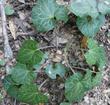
[0,0,110,105]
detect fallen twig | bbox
[0,0,13,73]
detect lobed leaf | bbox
[31,0,68,32]
[69,0,99,18]
[17,84,48,105]
[85,38,106,69]
[65,69,103,102]
[11,63,36,85]
[17,40,43,66]
[76,15,105,37]
[45,63,66,79]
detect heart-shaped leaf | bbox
[31,0,68,32]
[2,75,19,98]
[65,69,103,102]
[11,63,36,85]
[69,0,99,18]
[76,15,105,37]
[17,40,43,66]
[85,38,106,69]
[45,63,66,79]
[3,76,48,105]
[65,73,85,102]
[17,84,48,105]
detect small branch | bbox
[0,0,13,72]
[37,46,56,50]
[38,79,49,90]
[64,47,75,74]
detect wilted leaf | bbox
[81,36,88,48]
[17,40,43,66]
[45,63,66,79]
[32,0,68,32]
[9,18,16,39]
[77,15,105,37]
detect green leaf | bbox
[82,70,92,90]
[65,70,103,102]
[0,59,5,66]
[92,72,102,87]
[17,84,48,105]
[45,63,66,79]
[60,102,72,105]
[98,0,110,15]
[85,38,106,69]
[69,0,99,18]
[17,40,43,66]
[2,75,19,98]
[55,6,68,22]
[3,76,48,105]
[11,63,36,85]
[5,5,14,15]
[65,73,85,102]
[0,93,3,102]
[76,15,105,37]
[31,0,68,32]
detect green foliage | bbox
[76,15,105,37]
[65,73,85,102]
[3,40,48,104]
[0,59,5,66]
[17,40,43,66]
[5,5,14,15]
[3,0,109,104]
[31,0,68,32]
[17,84,48,105]
[11,63,36,85]
[45,63,66,79]
[69,0,99,18]
[84,38,106,69]
[3,76,48,105]
[65,70,102,102]
[98,0,110,15]
[69,0,110,37]
[69,0,110,17]
[0,93,3,102]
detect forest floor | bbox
[0,0,110,105]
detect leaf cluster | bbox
[3,40,48,105]
[3,0,109,104]
[65,70,102,102]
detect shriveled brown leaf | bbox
[9,18,16,39]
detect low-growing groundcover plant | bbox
[2,0,110,104]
